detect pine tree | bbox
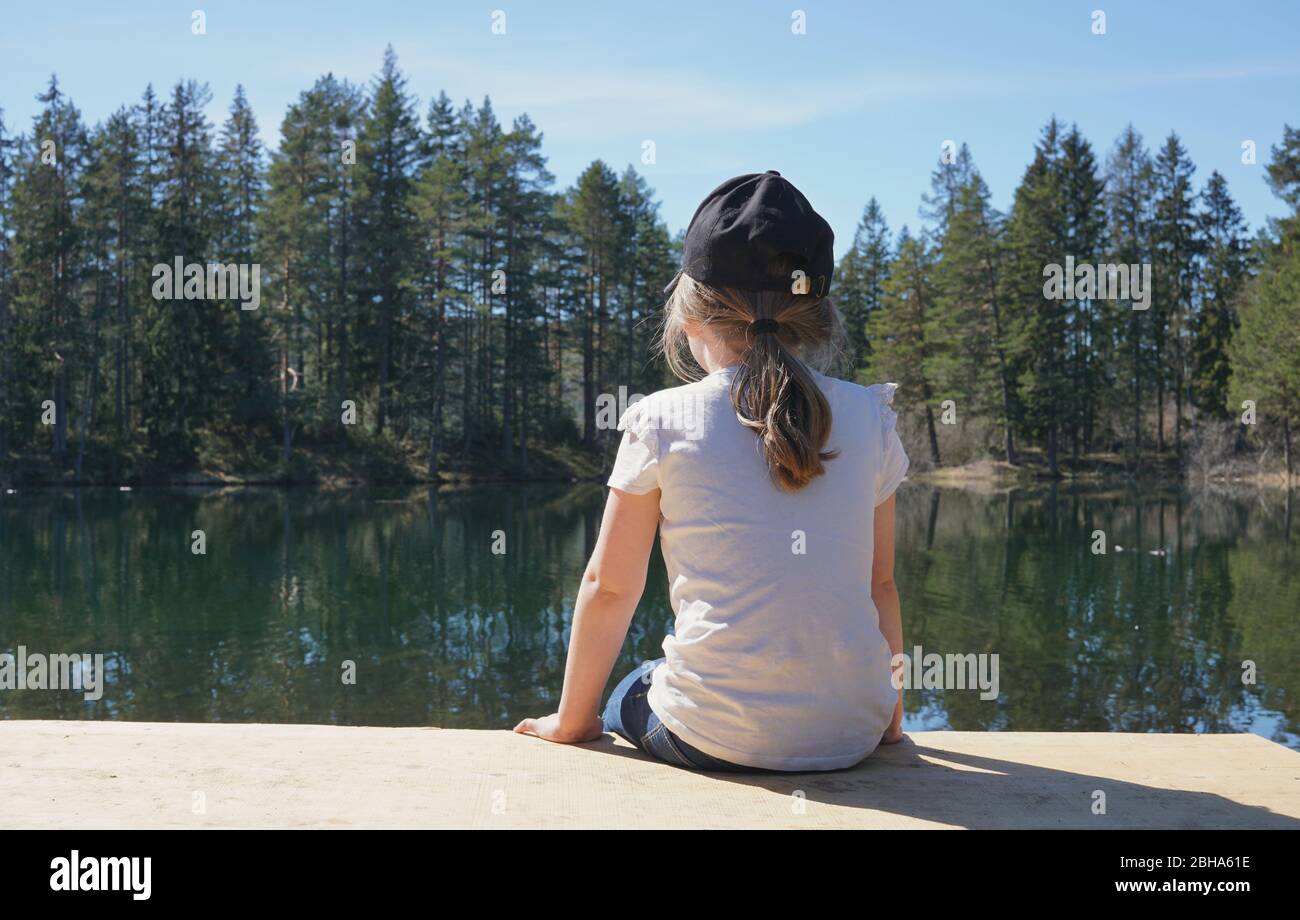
[920,143,975,236]
[457,98,506,451]
[216,86,262,264]
[870,227,941,465]
[0,108,16,462]
[569,161,622,445]
[1005,118,1070,476]
[1229,125,1300,481]
[1263,124,1300,235]
[1228,248,1300,480]
[81,107,145,466]
[1059,125,1105,457]
[931,171,1016,461]
[496,113,553,466]
[135,79,226,464]
[1104,124,1155,458]
[412,90,467,476]
[264,82,327,463]
[215,85,272,433]
[10,77,89,459]
[835,198,890,373]
[1151,132,1200,459]
[1191,171,1249,418]
[616,166,674,394]
[311,75,364,425]
[354,46,420,436]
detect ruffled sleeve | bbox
[867,383,909,505]
[606,399,662,494]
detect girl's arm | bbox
[513,486,662,744]
[871,494,905,743]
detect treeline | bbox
[841,121,1300,479]
[2,52,1298,484]
[0,48,676,481]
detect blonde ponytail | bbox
[660,272,842,491]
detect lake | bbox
[1,482,1296,749]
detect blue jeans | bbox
[602,658,753,772]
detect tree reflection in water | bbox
[0,482,1295,748]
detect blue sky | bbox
[3,0,1297,256]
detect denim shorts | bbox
[601,657,754,772]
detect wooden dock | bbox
[3,721,1297,829]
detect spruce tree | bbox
[1229,126,1300,481]
[616,166,674,394]
[1005,118,1069,476]
[1191,171,1249,418]
[10,77,88,460]
[135,79,225,464]
[920,143,975,235]
[0,108,16,462]
[497,113,552,465]
[216,85,271,433]
[1059,125,1105,457]
[870,227,941,465]
[835,198,890,374]
[570,161,622,445]
[263,83,326,462]
[458,98,506,451]
[81,107,145,459]
[932,172,1016,461]
[412,91,467,476]
[354,46,420,436]
[1151,132,1200,458]
[1104,125,1155,458]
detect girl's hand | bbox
[513,712,605,744]
[881,693,905,744]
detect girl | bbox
[514,171,908,772]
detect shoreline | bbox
[1,473,589,490]
[3,467,1294,492]
[911,459,1296,492]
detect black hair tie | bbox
[749,317,780,335]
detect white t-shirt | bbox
[607,364,909,771]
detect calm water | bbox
[1,483,1297,748]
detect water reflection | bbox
[0,482,1295,747]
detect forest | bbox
[0,47,1297,484]
[847,124,1300,481]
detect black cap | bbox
[665,170,834,298]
